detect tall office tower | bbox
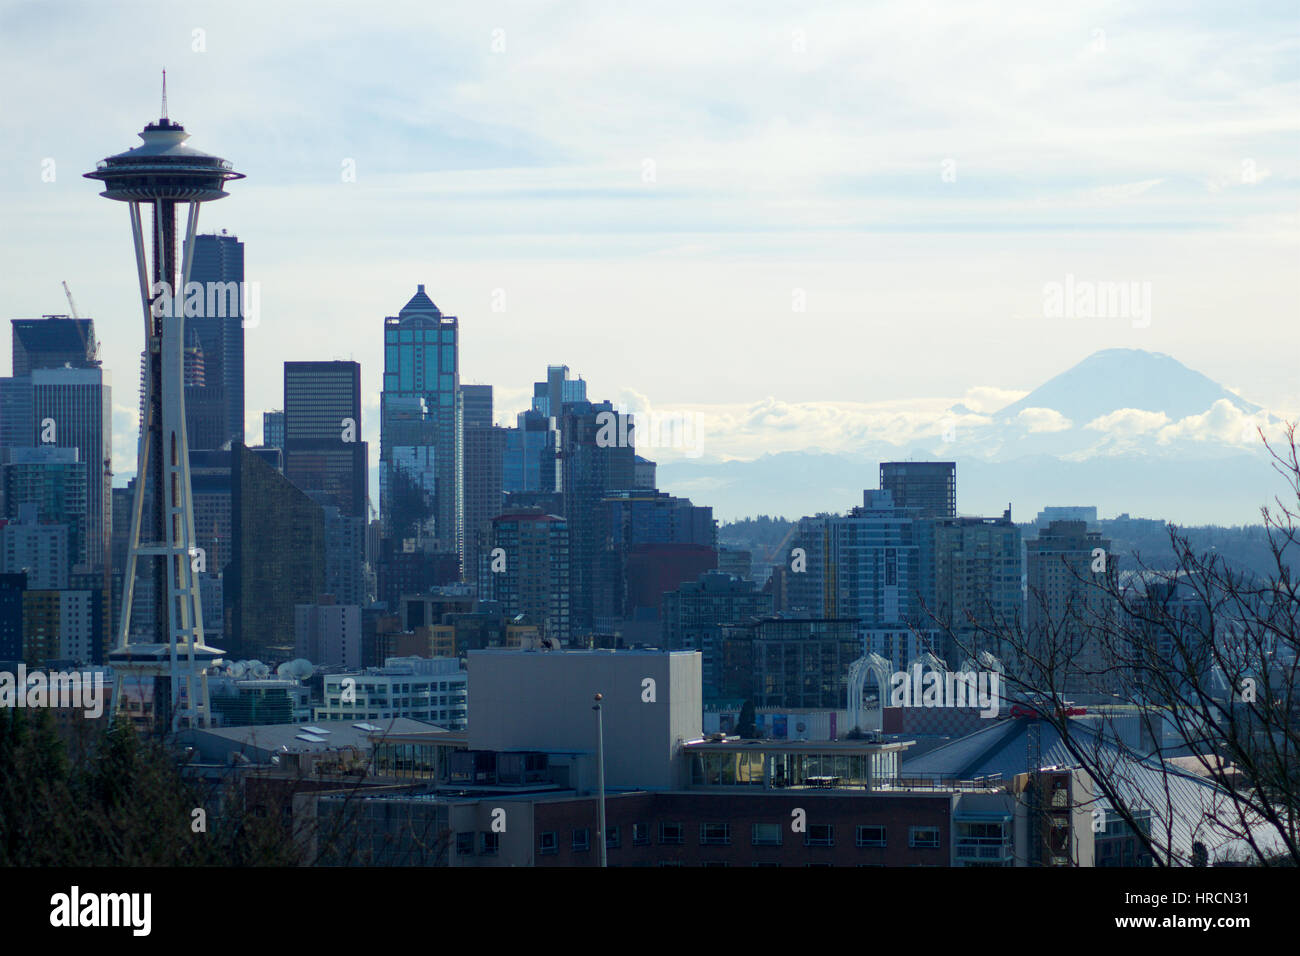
[1025,520,1119,693]
[262,409,284,450]
[788,489,934,639]
[31,367,111,573]
[10,316,98,376]
[461,384,504,588]
[559,399,635,636]
[226,443,325,660]
[532,364,586,417]
[184,231,245,449]
[482,510,570,643]
[879,461,956,520]
[283,361,367,519]
[2,447,88,569]
[930,509,1023,665]
[503,409,558,493]
[380,286,460,561]
[461,384,493,429]
[86,85,240,732]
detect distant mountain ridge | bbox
[659,349,1282,525]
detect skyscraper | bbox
[380,286,461,561]
[559,399,636,635]
[262,409,284,450]
[461,384,504,588]
[283,361,367,519]
[31,366,111,573]
[185,231,245,450]
[10,316,97,377]
[226,442,326,660]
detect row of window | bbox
[531,823,943,853]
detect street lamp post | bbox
[593,692,607,868]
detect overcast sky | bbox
[0,0,1296,484]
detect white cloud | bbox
[1016,407,1073,433]
[1084,408,1170,436]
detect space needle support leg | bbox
[112,201,156,724]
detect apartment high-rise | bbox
[185,231,246,450]
[2,446,88,569]
[879,461,956,520]
[482,510,570,643]
[1025,520,1118,693]
[929,509,1023,664]
[284,361,367,519]
[788,489,931,632]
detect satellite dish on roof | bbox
[276,658,313,680]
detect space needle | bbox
[86,74,241,732]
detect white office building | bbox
[316,656,467,730]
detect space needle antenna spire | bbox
[161,69,168,120]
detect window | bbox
[481,832,499,856]
[752,823,783,846]
[805,824,834,847]
[700,823,731,846]
[632,823,650,846]
[659,822,684,845]
[702,861,730,867]
[539,831,558,855]
[572,828,590,852]
[606,826,620,849]
[455,832,475,856]
[909,826,941,849]
[856,825,886,847]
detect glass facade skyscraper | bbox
[185,231,246,450]
[380,286,461,563]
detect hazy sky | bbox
[1,0,1296,487]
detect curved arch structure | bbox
[847,652,893,732]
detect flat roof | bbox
[685,739,915,754]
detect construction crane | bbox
[61,280,81,318]
[60,281,99,362]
